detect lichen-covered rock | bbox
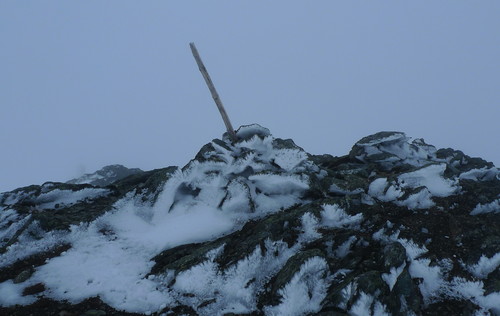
[1,126,500,315]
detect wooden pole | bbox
[190,42,237,142]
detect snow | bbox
[373,229,500,312]
[355,132,440,168]
[0,226,69,268]
[1,188,38,205]
[173,238,307,315]
[368,164,459,210]
[368,178,402,202]
[396,188,435,210]
[470,198,500,215]
[7,193,240,313]
[299,212,321,242]
[398,164,458,197]
[0,280,37,306]
[334,236,357,258]
[265,256,331,316]
[357,132,407,147]
[466,253,500,279]
[459,167,499,181]
[0,209,23,247]
[272,149,309,171]
[408,257,444,303]
[2,126,499,314]
[381,262,406,291]
[329,183,364,195]
[34,222,172,313]
[349,292,390,316]
[444,278,500,315]
[69,172,105,185]
[0,128,324,313]
[320,204,363,229]
[36,188,110,209]
[249,173,309,195]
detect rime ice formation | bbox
[1,125,499,315]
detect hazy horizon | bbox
[1,1,499,192]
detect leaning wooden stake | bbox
[190,42,237,142]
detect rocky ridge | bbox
[0,124,499,315]
[66,164,144,187]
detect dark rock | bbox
[382,242,407,269]
[387,268,422,315]
[13,268,33,284]
[22,282,45,296]
[355,270,389,296]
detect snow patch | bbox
[0,280,37,306]
[398,164,458,197]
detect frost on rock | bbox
[349,292,390,316]
[320,204,363,229]
[466,253,500,279]
[173,239,299,315]
[265,256,330,316]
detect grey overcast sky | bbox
[1,1,499,193]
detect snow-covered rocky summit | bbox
[1,124,500,315]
